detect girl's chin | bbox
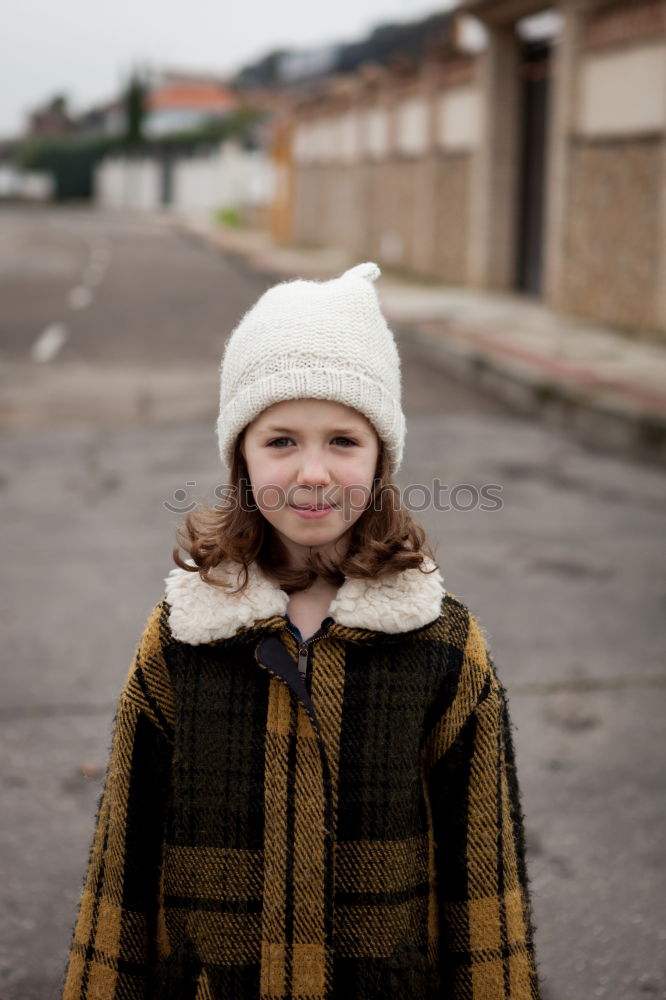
[273,521,350,549]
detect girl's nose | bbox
[297,455,331,485]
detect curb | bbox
[396,322,666,468]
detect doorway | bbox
[515,39,552,295]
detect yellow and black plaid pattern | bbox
[63,603,175,998]
[62,594,542,999]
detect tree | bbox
[123,70,147,148]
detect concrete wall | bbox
[95,141,274,216]
[0,166,54,200]
[292,152,473,284]
[555,3,666,332]
[561,140,662,330]
[287,0,666,334]
[290,59,479,285]
[95,157,161,211]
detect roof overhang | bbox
[463,0,605,25]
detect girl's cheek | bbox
[340,467,375,490]
[254,485,287,511]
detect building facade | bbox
[279,0,666,335]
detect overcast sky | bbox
[1,0,454,138]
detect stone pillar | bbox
[412,61,440,275]
[543,0,583,309]
[650,0,666,329]
[468,23,522,289]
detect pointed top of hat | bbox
[342,261,381,283]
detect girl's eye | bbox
[266,437,357,448]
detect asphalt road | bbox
[1,204,664,1000]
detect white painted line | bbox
[31,323,68,363]
[68,285,93,309]
[82,263,106,286]
[90,243,110,264]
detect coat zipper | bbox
[286,619,333,684]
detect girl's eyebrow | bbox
[264,426,363,436]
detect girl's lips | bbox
[289,504,335,520]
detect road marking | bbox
[90,241,110,265]
[68,285,93,309]
[31,323,68,363]
[82,262,106,286]
[80,240,110,288]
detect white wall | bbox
[175,143,273,209]
[293,122,313,164]
[363,107,389,160]
[94,157,160,210]
[437,87,482,151]
[338,111,360,164]
[294,109,386,163]
[396,96,430,156]
[94,141,274,212]
[578,42,666,137]
[315,118,344,163]
[292,87,480,165]
[0,166,54,199]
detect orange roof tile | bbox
[148,83,238,111]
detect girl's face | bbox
[242,398,380,569]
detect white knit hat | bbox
[217,262,406,475]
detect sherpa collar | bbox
[164,557,446,646]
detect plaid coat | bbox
[62,557,541,1000]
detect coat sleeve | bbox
[422,612,542,1000]
[62,601,175,1000]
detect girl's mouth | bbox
[289,504,335,520]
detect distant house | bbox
[143,70,238,137]
[57,69,241,142]
[26,96,76,139]
[73,99,125,138]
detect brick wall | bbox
[292,153,471,284]
[559,138,662,331]
[434,155,470,284]
[583,0,666,50]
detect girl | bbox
[62,262,542,1000]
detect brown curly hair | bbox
[173,431,438,596]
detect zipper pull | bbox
[297,644,309,681]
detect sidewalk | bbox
[167,211,666,467]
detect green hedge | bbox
[15,106,270,202]
[17,135,122,200]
